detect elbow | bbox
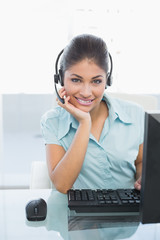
[49,172,72,194]
[55,183,70,194]
[52,178,71,194]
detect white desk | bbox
[0,189,160,240]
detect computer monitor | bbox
[140,111,160,224]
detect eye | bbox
[92,79,102,84]
[71,78,81,83]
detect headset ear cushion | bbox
[59,69,64,86]
[107,73,112,87]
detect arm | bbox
[134,143,143,190]
[46,91,91,194]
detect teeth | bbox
[78,98,92,103]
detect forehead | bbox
[65,59,106,76]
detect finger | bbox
[64,95,70,104]
[56,95,69,107]
[136,184,141,190]
[134,181,141,190]
[59,88,67,99]
[58,87,65,95]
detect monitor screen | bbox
[140,111,160,224]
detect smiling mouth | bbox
[75,97,94,106]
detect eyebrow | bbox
[70,74,104,79]
[92,75,104,79]
[71,74,83,79]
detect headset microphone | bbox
[54,80,65,104]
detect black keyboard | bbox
[67,189,140,214]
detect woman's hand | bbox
[57,87,91,124]
[134,176,141,191]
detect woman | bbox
[41,34,144,194]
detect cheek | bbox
[63,81,71,94]
[94,87,105,97]
[64,83,78,96]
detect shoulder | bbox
[114,97,144,113]
[41,106,69,128]
[40,106,71,143]
[104,93,145,123]
[117,98,144,123]
[41,107,61,121]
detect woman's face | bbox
[63,59,106,113]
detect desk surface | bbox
[0,189,160,240]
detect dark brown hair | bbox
[60,34,109,77]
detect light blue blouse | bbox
[40,93,145,189]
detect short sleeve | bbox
[40,110,61,145]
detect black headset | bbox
[54,49,113,104]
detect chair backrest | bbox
[30,161,53,189]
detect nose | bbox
[79,83,92,98]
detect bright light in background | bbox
[0,0,159,94]
[0,0,70,93]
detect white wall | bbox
[0,0,160,95]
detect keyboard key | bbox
[81,190,88,201]
[87,190,94,201]
[104,196,110,200]
[99,200,105,204]
[68,191,75,201]
[112,200,119,204]
[106,200,112,204]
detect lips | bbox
[75,97,94,106]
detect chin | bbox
[76,105,92,113]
